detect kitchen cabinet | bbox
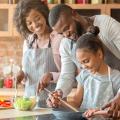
[0,4,20,37]
[0,4,120,37]
[0,4,13,36]
[106,4,120,22]
[67,4,106,16]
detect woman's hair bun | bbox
[87,26,100,36]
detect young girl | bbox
[74,26,120,117]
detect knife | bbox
[44,88,79,112]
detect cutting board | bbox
[0,108,53,119]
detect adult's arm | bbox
[102,91,120,118]
[50,32,62,82]
[105,15,120,59]
[55,38,77,98]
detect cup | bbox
[4,77,13,88]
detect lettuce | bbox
[14,97,33,111]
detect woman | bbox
[13,0,62,107]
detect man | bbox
[47,4,120,118]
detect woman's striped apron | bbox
[22,38,58,107]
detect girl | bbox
[74,26,120,117]
[13,0,62,107]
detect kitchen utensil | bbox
[44,88,79,112]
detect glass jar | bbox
[4,77,13,88]
[0,77,4,88]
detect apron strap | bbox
[48,38,51,48]
[29,34,51,49]
[28,34,38,48]
[108,66,111,82]
[108,66,114,96]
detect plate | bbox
[0,99,13,109]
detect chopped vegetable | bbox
[14,97,36,111]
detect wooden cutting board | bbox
[0,108,53,119]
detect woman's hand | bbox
[16,70,25,84]
[46,89,63,108]
[38,73,53,92]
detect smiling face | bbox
[76,48,103,74]
[26,9,47,36]
[52,14,85,41]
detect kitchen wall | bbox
[0,37,23,74]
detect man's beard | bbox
[75,20,86,38]
[70,20,86,49]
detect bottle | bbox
[69,0,75,4]
[4,76,13,88]
[76,0,87,4]
[91,0,103,4]
[8,0,13,4]
[54,0,58,3]
[0,77,4,88]
[64,0,68,3]
[47,0,54,3]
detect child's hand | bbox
[83,108,99,118]
[46,89,63,108]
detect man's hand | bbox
[102,93,120,118]
[37,73,53,92]
[83,108,110,118]
[83,109,99,118]
[46,89,63,108]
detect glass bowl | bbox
[13,96,37,111]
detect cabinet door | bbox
[68,4,106,16]
[0,0,9,4]
[0,5,13,36]
[106,4,120,22]
[12,4,20,37]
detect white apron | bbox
[80,67,114,112]
[22,38,58,106]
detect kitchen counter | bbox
[0,108,112,120]
[0,97,113,120]
[0,108,53,119]
[0,107,87,120]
